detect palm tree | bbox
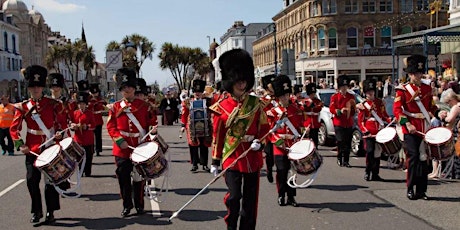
[121,34,155,77]
[45,45,65,72]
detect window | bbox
[310,1,319,16]
[318,28,325,49]
[417,0,429,11]
[379,0,392,12]
[363,0,376,13]
[381,26,392,48]
[345,0,358,13]
[322,0,337,14]
[400,0,413,12]
[310,28,317,51]
[234,39,239,47]
[328,28,337,49]
[401,26,412,34]
[364,26,375,48]
[3,32,7,52]
[347,27,358,49]
[12,35,16,54]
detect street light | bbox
[273,23,278,75]
[206,35,211,47]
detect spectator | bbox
[0,95,15,155]
[376,81,384,99]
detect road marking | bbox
[149,179,161,216]
[0,179,25,198]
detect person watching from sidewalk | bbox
[0,95,15,156]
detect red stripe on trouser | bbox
[223,192,231,226]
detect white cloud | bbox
[35,0,85,13]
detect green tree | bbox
[158,43,210,92]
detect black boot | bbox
[277,196,286,206]
[407,189,417,200]
[267,170,273,183]
[202,165,210,172]
[337,159,343,167]
[371,175,384,181]
[121,207,131,217]
[364,173,370,181]
[44,212,55,224]
[190,165,198,172]
[286,197,298,207]
[30,212,43,223]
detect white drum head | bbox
[59,137,73,148]
[376,127,397,143]
[288,140,315,160]
[35,145,60,167]
[425,127,452,144]
[131,142,159,163]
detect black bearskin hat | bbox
[77,92,90,104]
[306,83,317,95]
[48,73,65,88]
[113,68,137,91]
[76,80,89,92]
[293,84,303,95]
[192,79,206,93]
[218,49,254,94]
[272,75,292,97]
[89,83,100,94]
[404,54,427,74]
[337,75,349,87]
[135,78,147,95]
[23,65,47,87]
[363,79,377,93]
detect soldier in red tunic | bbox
[260,74,277,183]
[358,79,391,181]
[88,83,107,156]
[10,65,69,224]
[303,83,323,149]
[210,49,270,229]
[70,92,96,176]
[106,68,158,216]
[330,75,356,167]
[48,73,74,137]
[393,54,437,200]
[181,79,212,172]
[267,75,304,207]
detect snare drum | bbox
[59,137,86,163]
[131,142,168,179]
[424,127,454,161]
[152,134,169,154]
[34,145,76,184]
[288,140,322,176]
[375,127,402,156]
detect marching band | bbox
[9,52,460,229]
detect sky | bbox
[21,0,282,88]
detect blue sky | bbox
[22,0,282,88]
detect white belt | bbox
[120,131,140,137]
[367,118,376,121]
[305,112,319,115]
[27,128,45,135]
[241,135,255,142]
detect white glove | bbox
[250,139,262,151]
[210,165,219,177]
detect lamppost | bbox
[273,23,278,76]
[206,35,211,47]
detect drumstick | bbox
[140,126,158,143]
[38,127,72,149]
[384,119,395,129]
[29,151,40,157]
[416,131,426,136]
[300,125,310,140]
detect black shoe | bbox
[277,197,286,206]
[190,165,198,172]
[136,208,145,215]
[364,173,370,181]
[337,160,343,167]
[30,212,43,223]
[44,212,55,224]
[343,162,352,168]
[202,166,210,172]
[371,175,384,181]
[96,152,101,156]
[407,190,417,200]
[286,197,298,207]
[121,208,131,217]
[416,193,430,200]
[267,172,273,183]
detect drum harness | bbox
[27,101,85,198]
[121,101,170,201]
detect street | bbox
[0,117,459,230]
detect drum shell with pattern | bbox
[152,134,169,154]
[288,140,322,176]
[60,137,86,163]
[376,127,402,156]
[131,142,168,179]
[424,127,454,161]
[35,145,76,184]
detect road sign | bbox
[106,50,123,70]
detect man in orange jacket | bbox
[0,95,15,155]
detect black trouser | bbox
[224,170,260,230]
[365,138,380,176]
[264,143,274,174]
[334,127,353,164]
[25,155,60,214]
[81,145,94,176]
[452,155,460,179]
[189,139,208,166]
[0,127,13,153]
[404,134,428,194]
[94,125,103,154]
[115,157,145,210]
[274,155,296,198]
[310,128,319,149]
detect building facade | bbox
[0,11,21,101]
[253,0,449,86]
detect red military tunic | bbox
[210,93,270,172]
[72,108,96,146]
[10,97,68,154]
[181,97,212,147]
[267,102,304,156]
[358,98,391,135]
[303,97,323,129]
[393,83,437,135]
[88,95,107,126]
[106,98,158,159]
[329,92,356,128]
